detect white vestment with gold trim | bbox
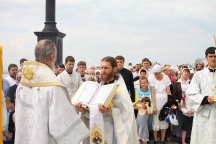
[15,61,89,144]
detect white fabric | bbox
[180,98,194,117]
[170,65,179,73]
[80,113,90,144]
[152,110,169,131]
[177,78,190,97]
[108,75,139,144]
[152,64,162,73]
[5,76,16,87]
[15,62,89,144]
[58,70,82,99]
[186,67,216,144]
[148,74,171,110]
[83,74,90,81]
[2,94,8,131]
[143,68,153,78]
[134,80,140,92]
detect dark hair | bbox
[77,61,86,67]
[140,69,147,73]
[142,58,150,63]
[115,55,125,62]
[58,64,65,69]
[205,47,216,56]
[101,56,117,68]
[141,97,151,107]
[65,56,75,63]
[20,58,27,64]
[8,64,18,72]
[182,68,190,73]
[182,65,188,69]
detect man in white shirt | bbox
[5,64,18,87]
[58,56,82,100]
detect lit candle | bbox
[0,46,2,142]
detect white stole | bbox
[90,105,104,144]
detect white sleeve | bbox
[186,72,205,112]
[148,76,154,87]
[57,73,63,82]
[48,86,89,144]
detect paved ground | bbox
[148,137,180,144]
[144,136,191,144]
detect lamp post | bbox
[34,0,65,66]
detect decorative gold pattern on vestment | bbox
[20,81,64,87]
[91,123,103,144]
[21,61,64,87]
[23,67,34,81]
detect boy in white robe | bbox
[58,56,82,100]
[186,47,216,144]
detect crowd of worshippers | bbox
[2,54,206,144]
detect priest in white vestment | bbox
[186,47,216,144]
[15,39,89,144]
[76,56,139,144]
[58,56,82,100]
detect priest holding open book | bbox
[74,56,139,144]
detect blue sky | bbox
[1,0,216,71]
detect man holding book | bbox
[75,56,138,144]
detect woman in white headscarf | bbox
[148,65,171,144]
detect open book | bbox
[71,81,119,107]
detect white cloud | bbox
[0,0,216,71]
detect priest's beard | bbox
[101,72,114,82]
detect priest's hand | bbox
[98,104,111,113]
[208,96,215,105]
[75,102,86,114]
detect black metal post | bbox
[34,0,65,66]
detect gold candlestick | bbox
[0,46,3,142]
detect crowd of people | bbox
[2,39,216,144]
